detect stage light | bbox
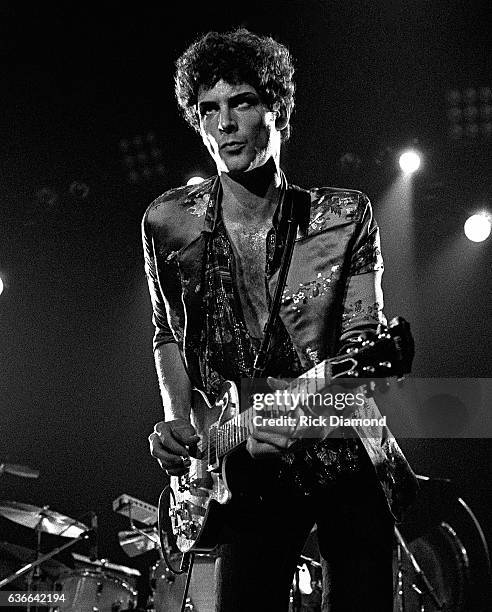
[69,181,90,200]
[118,132,165,184]
[446,86,491,143]
[339,152,361,172]
[464,213,491,242]
[0,277,4,296]
[399,150,421,174]
[187,176,205,186]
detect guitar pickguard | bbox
[169,383,239,552]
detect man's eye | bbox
[201,107,217,117]
[236,99,254,109]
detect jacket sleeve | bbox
[337,194,387,355]
[141,209,177,350]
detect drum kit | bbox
[1,464,490,611]
[0,501,140,611]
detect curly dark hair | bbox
[175,28,295,141]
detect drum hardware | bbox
[71,553,142,581]
[397,474,491,610]
[180,552,195,612]
[113,493,163,564]
[456,495,491,580]
[394,526,444,611]
[415,474,452,485]
[118,527,160,557]
[156,485,198,612]
[0,501,93,602]
[299,555,321,567]
[0,522,91,590]
[88,511,99,561]
[0,541,68,611]
[0,462,40,479]
[113,494,158,526]
[112,494,170,610]
[0,541,69,581]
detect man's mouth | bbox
[220,142,245,150]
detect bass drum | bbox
[393,521,470,612]
[53,569,137,611]
[150,554,215,612]
[394,477,491,612]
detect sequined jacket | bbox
[142,175,418,520]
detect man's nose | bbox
[218,107,236,133]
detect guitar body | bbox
[169,381,241,553]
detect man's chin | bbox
[220,162,253,176]
[218,152,274,176]
[216,151,253,173]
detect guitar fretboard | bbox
[214,358,336,459]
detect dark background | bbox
[1,0,491,604]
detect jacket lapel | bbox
[175,178,220,376]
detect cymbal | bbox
[72,553,141,577]
[0,502,88,537]
[0,541,70,578]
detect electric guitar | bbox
[165,316,414,553]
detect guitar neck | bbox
[209,321,411,460]
[213,357,340,459]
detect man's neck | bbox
[219,161,281,226]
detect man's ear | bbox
[274,103,290,132]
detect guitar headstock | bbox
[332,316,414,381]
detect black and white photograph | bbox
[1,2,491,610]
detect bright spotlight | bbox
[399,150,421,174]
[464,213,491,242]
[187,176,205,186]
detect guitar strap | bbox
[253,184,310,378]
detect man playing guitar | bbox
[144,28,417,611]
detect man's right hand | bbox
[149,419,200,476]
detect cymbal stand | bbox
[0,462,40,479]
[126,500,165,559]
[180,552,195,612]
[394,528,405,612]
[25,518,44,612]
[0,530,90,589]
[394,526,443,611]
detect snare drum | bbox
[54,569,137,611]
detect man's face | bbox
[197,80,282,174]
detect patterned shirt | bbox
[199,198,363,492]
[199,208,303,396]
